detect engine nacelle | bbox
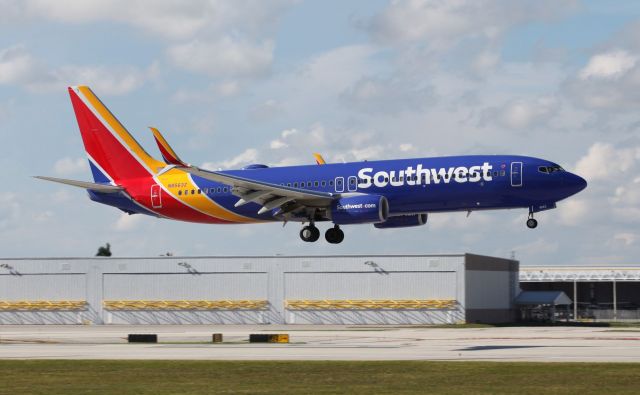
[242,164,269,170]
[331,195,389,225]
[374,213,428,229]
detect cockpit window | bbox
[538,165,564,174]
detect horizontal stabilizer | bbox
[34,176,123,193]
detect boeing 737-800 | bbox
[37,86,587,244]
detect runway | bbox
[1,325,639,362]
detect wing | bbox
[182,166,336,217]
[150,128,338,219]
[313,153,326,165]
[149,127,189,167]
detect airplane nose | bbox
[569,173,587,193]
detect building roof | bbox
[520,265,640,282]
[515,291,573,305]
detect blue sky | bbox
[1,0,640,265]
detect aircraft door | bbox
[335,177,344,192]
[511,162,523,187]
[347,176,357,192]
[151,184,163,208]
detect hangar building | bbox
[0,254,518,325]
[520,265,640,321]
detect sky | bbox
[0,0,639,265]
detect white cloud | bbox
[579,50,638,80]
[53,65,152,95]
[270,140,287,149]
[512,237,559,256]
[349,145,384,161]
[565,48,640,110]
[114,213,144,231]
[0,44,153,94]
[399,143,414,152]
[0,192,21,231]
[556,198,589,226]
[609,232,638,247]
[12,0,293,41]
[341,76,434,114]
[53,157,89,176]
[270,128,297,150]
[487,97,559,130]
[0,45,41,84]
[561,142,640,229]
[167,38,274,78]
[216,80,241,96]
[250,99,283,121]
[366,0,578,47]
[574,142,639,182]
[202,148,259,170]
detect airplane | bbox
[36,86,588,244]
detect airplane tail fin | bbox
[68,86,165,183]
[149,127,189,167]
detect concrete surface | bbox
[1,325,639,362]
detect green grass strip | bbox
[0,360,639,394]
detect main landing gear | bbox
[299,223,344,244]
[526,210,538,229]
[300,224,320,242]
[324,225,344,244]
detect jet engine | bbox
[330,195,388,225]
[374,213,428,229]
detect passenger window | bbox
[294,182,298,187]
[178,190,182,196]
[197,189,201,194]
[493,171,498,177]
[500,170,505,176]
[321,181,326,187]
[287,183,291,187]
[307,182,312,187]
[191,189,195,195]
[217,187,222,193]
[329,180,334,186]
[223,187,228,193]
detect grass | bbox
[0,361,639,394]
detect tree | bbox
[96,243,112,257]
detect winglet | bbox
[313,153,326,165]
[149,127,188,167]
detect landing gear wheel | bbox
[526,218,538,229]
[300,225,320,242]
[325,225,345,244]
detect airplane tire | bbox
[526,218,538,229]
[300,225,320,242]
[325,226,344,244]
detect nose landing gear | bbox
[526,210,538,229]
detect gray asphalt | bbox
[1,325,639,362]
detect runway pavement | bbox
[1,325,639,362]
